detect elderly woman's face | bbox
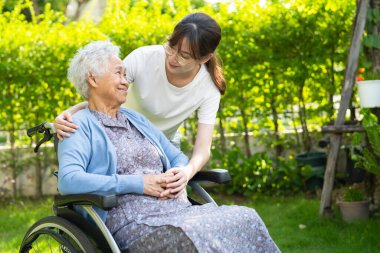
[91,56,128,105]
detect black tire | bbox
[19,216,96,253]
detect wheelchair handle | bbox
[27,122,54,137]
[27,122,55,153]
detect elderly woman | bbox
[58,41,280,253]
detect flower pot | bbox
[357,80,380,108]
[338,199,369,222]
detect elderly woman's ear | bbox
[87,72,97,87]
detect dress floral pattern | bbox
[92,110,280,253]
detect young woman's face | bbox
[165,38,201,74]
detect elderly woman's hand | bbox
[160,166,193,198]
[143,173,175,198]
[54,111,78,141]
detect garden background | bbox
[1,0,380,251]
[0,0,358,198]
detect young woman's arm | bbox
[163,123,214,197]
[54,101,88,140]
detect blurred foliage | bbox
[351,108,380,176]
[0,0,359,196]
[210,144,305,195]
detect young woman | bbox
[54,12,226,198]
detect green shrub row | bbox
[0,0,358,196]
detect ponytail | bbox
[206,54,226,95]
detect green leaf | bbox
[363,34,380,49]
[361,149,380,176]
[371,8,380,23]
[352,132,365,146]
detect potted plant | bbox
[344,108,380,222]
[337,186,369,222]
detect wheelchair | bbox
[19,123,231,253]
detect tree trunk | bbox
[329,44,335,120]
[271,96,283,158]
[32,0,40,16]
[239,107,252,157]
[66,0,107,23]
[217,106,227,154]
[298,81,312,151]
[290,106,301,151]
[10,129,17,199]
[34,135,43,199]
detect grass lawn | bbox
[0,197,54,252]
[1,194,379,252]
[222,195,380,253]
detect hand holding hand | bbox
[143,172,175,198]
[160,166,193,198]
[54,111,78,140]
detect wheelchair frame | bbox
[20,122,231,253]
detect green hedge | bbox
[0,0,358,196]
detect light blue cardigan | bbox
[57,107,189,221]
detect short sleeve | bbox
[197,90,221,125]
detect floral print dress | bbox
[92,110,280,253]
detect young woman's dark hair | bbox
[168,12,226,95]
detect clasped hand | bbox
[143,166,192,199]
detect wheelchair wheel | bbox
[19,216,96,253]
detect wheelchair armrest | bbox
[54,194,117,211]
[190,168,231,184]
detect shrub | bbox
[210,145,304,196]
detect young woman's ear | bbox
[200,53,213,64]
[87,72,97,87]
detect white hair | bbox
[67,41,120,99]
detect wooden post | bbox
[319,0,370,216]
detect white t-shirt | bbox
[123,45,221,140]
